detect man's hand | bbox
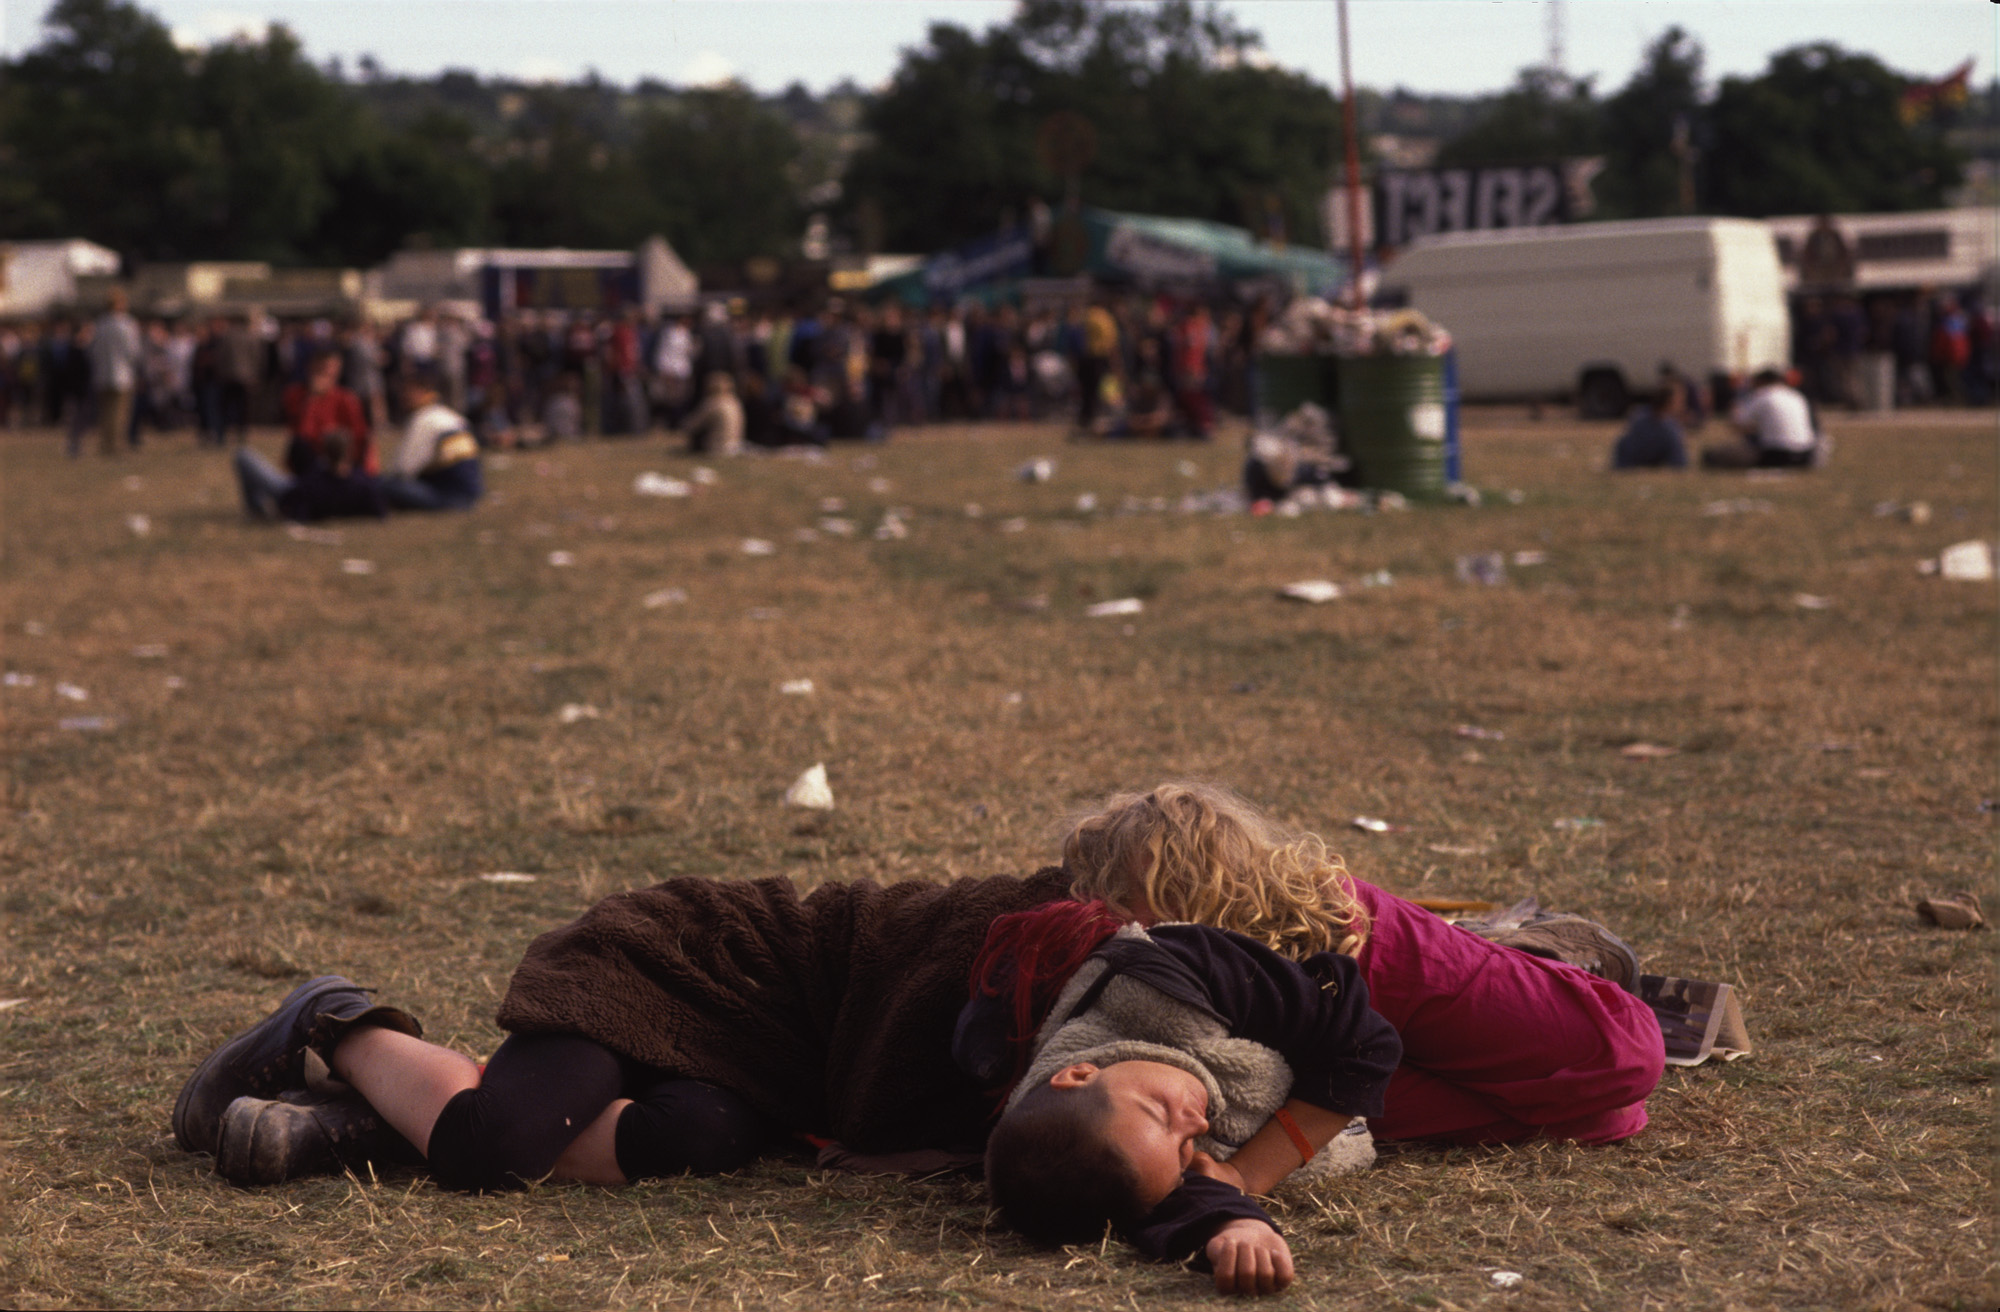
[1205,1219,1294,1296]
[1187,1150,1248,1194]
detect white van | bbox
[1379,218,1791,415]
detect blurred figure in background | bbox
[1703,369,1819,469]
[90,287,143,456]
[1609,382,1689,470]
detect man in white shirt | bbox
[382,367,483,511]
[1704,370,1821,469]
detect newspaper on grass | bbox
[1639,974,1752,1067]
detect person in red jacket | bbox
[281,348,375,477]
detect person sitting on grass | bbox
[1702,368,1821,469]
[233,348,386,522]
[382,367,483,511]
[1609,383,1690,470]
[233,348,386,524]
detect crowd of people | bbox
[0,293,1276,465]
[1795,289,1996,411]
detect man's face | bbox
[1051,1060,1210,1209]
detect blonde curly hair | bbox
[1062,782,1369,960]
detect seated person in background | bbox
[1656,361,1708,429]
[776,367,830,446]
[542,376,583,443]
[1703,369,1820,469]
[233,426,385,522]
[738,371,783,448]
[680,371,744,456]
[383,368,483,511]
[1120,339,1179,439]
[282,348,376,479]
[1610,383,1689,470]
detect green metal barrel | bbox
[1253,353,1340,426]
[1335,354,1450,500]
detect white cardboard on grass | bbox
[1085,598,1144,618]
[784,763,834,810]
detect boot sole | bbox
[172,975,365,1155]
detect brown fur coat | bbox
[496,869,1069,1152]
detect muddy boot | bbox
[215,1089,422,1185]
[173,976,422,1157]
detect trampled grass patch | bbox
[1,411,1993,1309]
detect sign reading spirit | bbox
[1374,165,1569,249]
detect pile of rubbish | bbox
[1259,300,1452,357]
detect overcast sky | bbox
[1,0,1990,97]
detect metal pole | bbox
[1337,0,1366,308]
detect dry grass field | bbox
[1,408,1993,1310]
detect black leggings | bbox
[426,1033,775,1193]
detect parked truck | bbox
[1378,218,1791,416]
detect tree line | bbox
[0,0,1978,272]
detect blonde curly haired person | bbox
[1053,782,1664,1149]
[1062,782,1369,961]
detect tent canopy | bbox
[876,207,1349,306]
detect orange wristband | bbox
[1272,1107,1316,1164]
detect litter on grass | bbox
[873,513,908,541]
[779,679,815,696]
[740,538,777,556]
[642,587,688,608]
[784,763,835,810]
[1620,742,1678,760]
[55,683,87,701]
[1017,458,1056,483]
[634,472,692,498]
[1915,892,1985,930]
[1456,552,1507,586]
[1701,498,1774,517]
[547,551,576,567]
[1490,1272,1524,1291]
[1455,725,1505,741]
[1085,598,1145,618]
[556,703,601,724]
[1279,580,1343,604]
[0,998,27,1011]
[1511,550,1548,567]
[1075,493,1099,513]
[3,672,35,687]
[1923,539,1996,581]
[340,559,376,575]
[1351,816,1399,833]
[479,872,538,884]
[1793,593,1833,610]
[125,513,151,536]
